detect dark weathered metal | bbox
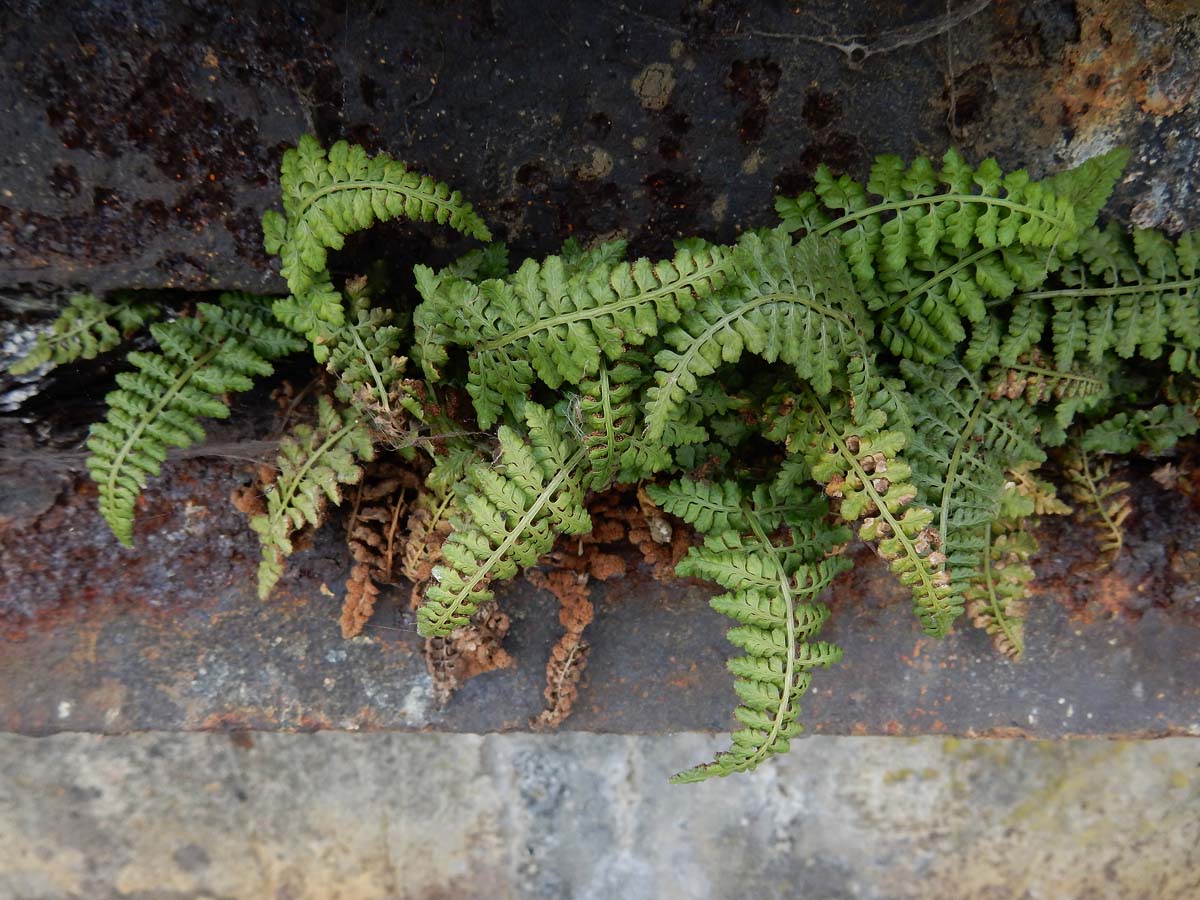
[1,444,1198,736]
[0,0,1196,295]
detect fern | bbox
[9,292,159,375]
[901,360,1046,624]
[253,396,375,600]
[324,277,423,449]
[1008,225,1200,366]
[1062,446,1131,565]
[763,364,957,637]
[775,149,1126,363]
[417,241,734,428]
[964,524,1036,660]
[78,134,1200,785]
[1081,404,1199,455]
[262,135,490,356]
[643,231,869,442]
[86,293,304,546]
[648,477,850,782]
[577,354,653,489]
[962,467,1068,659]
[417,403,591,636]
[988,349,1110,430]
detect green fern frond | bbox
[766,368,957,636]
[263,135,490,355]
[778,148,1123,271]
[442,242,511,281]
[644,231,868,443]
[647,478,850,782]
[9,292,159,375]
[577,354,653,489]
[963,464,1072,659]
[1081,404,1199,455]
[86,293,305,546]
[1012,224,1200,364]
[900,360,1045,626]
[417,403,591,637]
[1044,148,1131,233]
[776,149,1125,363]
[253,396,375,600]
[1062,446,1131,566]
[964,523,1036,660]
[421,242,734,428]
[409,243,511,379]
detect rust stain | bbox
[1039,0,1196,135]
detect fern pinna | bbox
[74,134,1200,785]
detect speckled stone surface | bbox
[0,733,1197,899]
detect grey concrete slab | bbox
[0,733,1197,899]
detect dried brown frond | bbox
[526,567,594,729]
[401,490,457,608]
[340,458,421,637]
[533,633,590,730]
[424,601,513,703]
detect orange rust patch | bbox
[1042,0,1196,132]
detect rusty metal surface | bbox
[1,0,1197,296]
[1,439,1198,737]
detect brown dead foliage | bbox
[340,459,421,638]
[527,567,594,729]
[424,601,513,703]
[522,486,695,728]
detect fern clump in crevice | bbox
[78,134,1200,785]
